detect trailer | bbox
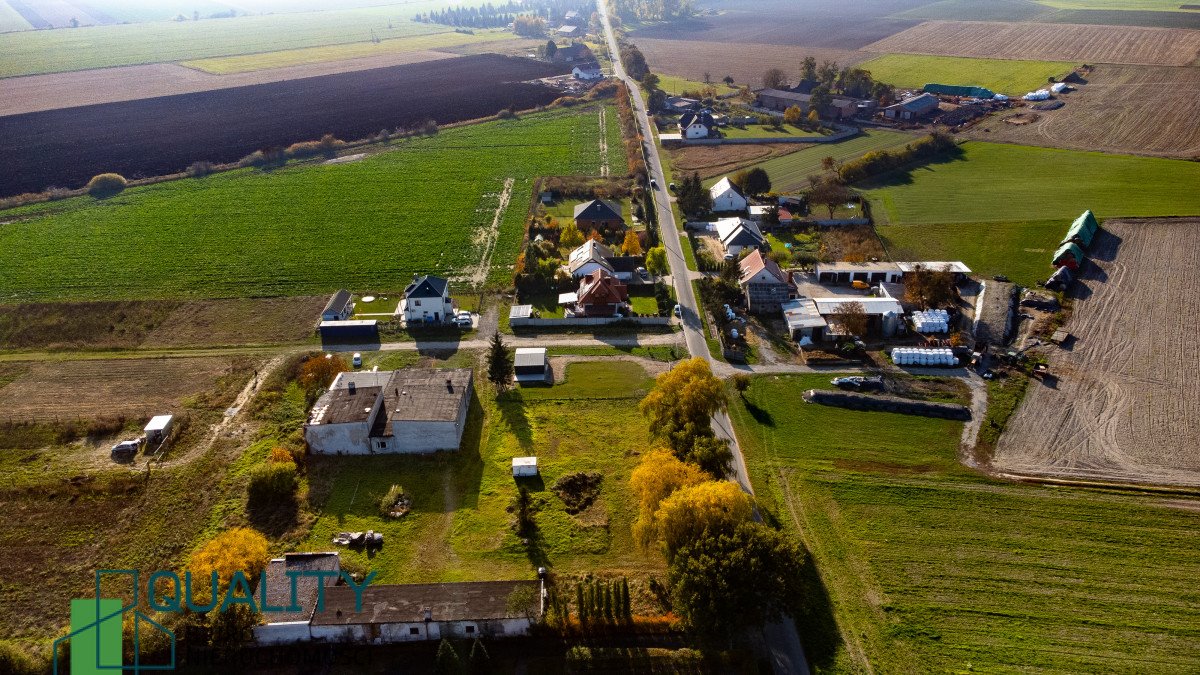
[144,415,174,445]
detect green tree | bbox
[487,332,513,391]
[818,60,838,88]
[833,300,868,337]
[687,434,734,479]
[560,220,585,248]
[808,85,832,119]
[639,358,728,460]
[468,638,491,675]
[645,246,669,276]
[641,72,660,89]
[675,172,711,216]
[620,577,632,620]
[739,167,771,197]
[801,56,817,82]
[731,373,751,396]
[669,522,807,637]
[576,583,588,623]
[783,105,803,126]
[545,39,557,59]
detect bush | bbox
[0,642,43,675]
[86,173,127,198]
[186,160,215,177]
[248,460,297,504]
[497,108,517,119]
[838,131,958,183]
[378,484,411,517]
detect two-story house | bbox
[400,274,455,324]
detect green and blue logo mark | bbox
[55,570,175,674]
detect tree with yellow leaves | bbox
[188,527,269,603]
[559,220,584,248]
[654,481,752,559]
[630,449,709,547]
[639,358,729,474]
[621,229,642,256]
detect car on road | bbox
[649,178,658,189]
[636,266,649,279]
[454,311,473,328]
[669,182,676,191]
[352,353,362,368]
[673,304,682,318]
[831,376,884,391]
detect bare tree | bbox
[833,301,868,338]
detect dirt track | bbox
[964,65,1200,159]
[865,20,1200,66]
[995,218,1200,486]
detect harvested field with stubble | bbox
[964,64,1200,158]
[0,356,254,420]
[636,37,866,86]
[995,218,1200,486]
[667,143,808,180]
[140,297,326,347]
[863,19,1200,65]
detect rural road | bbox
[597,6,810,675]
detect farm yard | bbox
[0,104,613,300]
[857,53,1076,94]
[0,54,567,197]
[730,374,1200,673]
[300,360,664,584]
[995,218,1200,486]
[862,19,1200,65]
[963,64,1200,158]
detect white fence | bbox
[511,316,671,328]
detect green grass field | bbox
[1036,0,1198,9]
[654,74,738,97]
[859,54,1074,94]
[878,220,1064,286]
[720,124,826,140]
[0,5,447,77]
[738,129,917,193]
[0,105,614,301]
[300,361,663,583]
[0,0,31,32]
[179,29,519,74]
[729,374,1200,673]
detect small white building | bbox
[400,274,455,325]
[143,415,173,446]
[572,61,603,80]
[514,348,550,385]
[715,216,765,256]
[305,369,473,455]
[815,261,903,285]
[782,298,827,341]
[254,552,342,645]
[309,580,542,643]
[321,289,354,322]
[709,177,748,213]
[512,456,539,477]
[678,110,715,139]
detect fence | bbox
[511,316,671,328]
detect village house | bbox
[710,176,747,213]
[552,42,592,63]
[678,110,715,139]
[399,274,455,325]
[556,24,582,38]
[567,239,615,278]
[574,268,629,316]
[665,96,701,114]
[573,198,625,235]
[715,216,765,257]
[309,580,542,643]
[738,249,793,312]
[572,61,603,80]
[321,289,354,321]
[884,93,939,120]
[304,368,473,455]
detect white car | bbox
[454,311,473,328]
[352,353,362,368]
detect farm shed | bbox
[512,456,539,477]
[514,348,550,384]
[305,368,473,455]
[896,261,972,283]
[924,84,996,99]
[254,552,342,645]
[884,93,940,120]
[814,297,903,338]
[710,177,748,213]
[754,89,865,119]
[815,261,903,285]
[510,305,533,321]
[321,289,354,321]
[782,299,827,341]
[144,415,173,445]
[1063,210,1099,247]
[1053,242,1085,269]
[319,320,379,347]
[309,580,541,643]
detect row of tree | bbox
[610,0,693,21]
[763,56,896,106]
[416,0,592,29]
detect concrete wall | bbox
[305,421,372,455]
[310,618,532,644]
[387,420,463,453]
[310,624,368,642]
[683,125,858,146]
[510,316,670,328]
[254,621,311,645]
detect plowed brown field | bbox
[864,20,1200,66]
[0,356,253,420]
[635,38,866,88]
[995,218,1200,486]
[964,65,1200,158]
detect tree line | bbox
[610,0,693,21]
[763,55,896,106]
[415,0,593,30]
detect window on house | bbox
[379,441,387,449]
[465,625,475,634]
[414,300,421,306]
[410,627,420,635]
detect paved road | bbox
[596,7,809,675]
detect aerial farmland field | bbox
[0,0,32,32]
[730,374,1200,673]
[0,104,613,300]
[707,129,916,192]
[857,53,1075,94]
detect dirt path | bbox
[598,107,609,177]
[461,177,514,287]
[958,373,988,470]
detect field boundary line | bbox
[464,176,515,288]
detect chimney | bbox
[423,607,432,622]
[348,382,356,395]
[446,378,453,393]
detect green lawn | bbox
[630,295,659,315]
[739,129,917,193]
[1037,0,1198,9]
[0,4,461,77]
[729,374,1200,673]
[859,54,1074,94]
[654,74,738,97]
[865,141,1200,225]
[300,361,663,584]
[878,220,1063,286]
[720,124,826,140]
[0,105,612,301]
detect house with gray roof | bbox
[400,274,455,325]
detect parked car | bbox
[636,266,649,279]
[673,304,682,318]
[669,182,677,191]
[110,439,141,461]
[454,311,473,328]
[649,178,658,189]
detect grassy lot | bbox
[729,374,1200,673]
[0,105,612,301]
[863,141,1200,225]
[545,345,687,361]
[0,4,460,77]
[1036,0,1197,9]
[179,30,520,74]
[859,54,1075,94]
[720,124,826,140]
[654,74,738,96]
[630,295,659,315]
[299,361,663,584]
[740,129,916,193]
[546,197,633,225]
[878,219,1063,286]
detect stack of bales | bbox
[910,309,950,333]
[892,347,956,367]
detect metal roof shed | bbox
[509,305,532,320]
[144,415,173,444]
[512,457,538,477]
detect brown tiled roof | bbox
[262,552,341,624]
[739,249,787,285]
[381,369,472,423]
[310,580,540,626]
[577,269,629,306]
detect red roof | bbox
[738,249,787,285]
[577,269,629,310]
